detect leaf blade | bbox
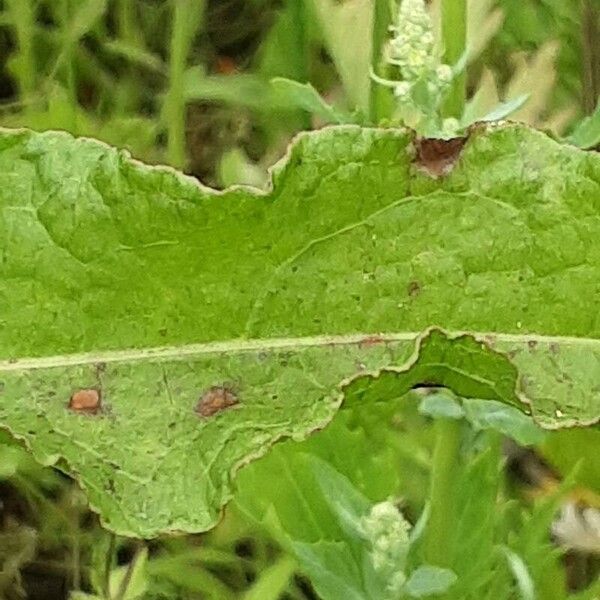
[0,124,598,536]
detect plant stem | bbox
[581,0,600,115]
[165,0,205,169]
[424,417,462,567]
[113,543,144,600]
[116,0,142,114]
[6,0,36,113]
[60,0,78,133]
[286,0,311,130]
[104,533,116,598]
[117,0,140,47]
[369,0,394,123]
[441,0,467,119]
[287,0,309,83]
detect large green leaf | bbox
[0,124,598,537]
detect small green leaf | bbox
[183,69,288,111]
[464,94,530,126]
[462,399,546,446]
[419,392,465,420]
[308,454,371,540]
[291,541,366,600]
[241,555,296,600]
[568,102,600,149]
[270,78,354,124]
[501,547,536,600]
[405,565,457,597]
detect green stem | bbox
[6,0,36,113]
[113,543,144,600]
[287,0,309,83]
[116,0,143,114]
[369,0,394,124]
[165,0,205,169]
[117,0,140,46]
[441,0,467,119]
[104,533,116,598]
[424,417,462,567]
[581,0,600,115]
[287,0,311,129]
[60,0,78,133]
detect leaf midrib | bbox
[1,330,598,371]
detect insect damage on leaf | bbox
[69,388,102,414]
[407,280,421,297]
[196,386,239,417]
[414,135,467,178]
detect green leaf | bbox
[541,428,600,492]
[291,541,367,600]
[234,414,412,600]
[419,392,465,420]
[109,547,149,600]
[234,402,410,542]
[418,391,546,445]
[404,565,457,597]
[501,547,535,600]
[62,0,107,42]
[241,555,296,600]
[463,94,530,127]
[461,399,546,446]
[183,69,288,111]
[0,124,599,537]
[270,78,355,124]
[236,451,380,600]
[308,455,371,541]
[69,593,103,600]
[446,441,502,598]
[218,148,268,189]
[568,102,600,149]
[308,0,373,111]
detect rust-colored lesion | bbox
[196,385,239,418]
[413,135,468,178]
[358,335,386,348]
[68,388,102,414]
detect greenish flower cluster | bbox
[387,0,435,79]
[386,0,452,99]
[373,0,459,136]
[361,501,412,597]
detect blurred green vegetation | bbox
[0,1,598,598]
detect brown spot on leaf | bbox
[483,335,497,347]
[359,335,386,348]
[407,280,421,298]
[196,386,239,418]
[549,343,560,355]
[69,388,101,414]
[414,136,467,178]
[527,340,538,350]
[95,362,106,376]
